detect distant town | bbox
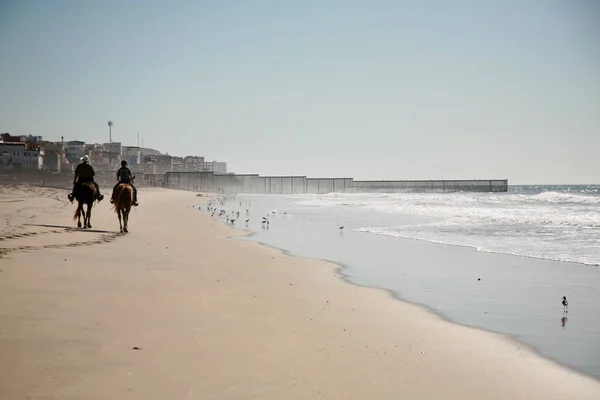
[0,132,227,175]
[1,132,508,194]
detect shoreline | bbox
[1,186,599,399]
[223,216,599,383]
[200,192,600,381]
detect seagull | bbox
[339,226,344,230]
[562,296,569,312]
[245,219,249,223]
[230,219,236,224]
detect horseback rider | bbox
[68,155,104,203]
[111,160,139,206]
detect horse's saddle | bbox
[73,180,95,199]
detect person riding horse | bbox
[111,160,139,206]
[68,155,104,203]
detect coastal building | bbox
[122,146,141,167]
[202,161,227,174]
[0,141,43,170]
[172,156,185,172]
[0,142,26,169]
[64,140,85,163]
[143,154,173,175]
[183,156,205,171]
[139,147,161,157]
[22,149,44,170]
[42,151,61,171]
[103,141,122,163]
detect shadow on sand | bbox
[25,224,113,234]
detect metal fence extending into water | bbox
[162,172,508,194]
[0,171,508,194]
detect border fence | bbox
[162,172,508,194]
[1,170,508,194]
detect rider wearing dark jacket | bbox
[111,160,138,206]
[68,155,104,202]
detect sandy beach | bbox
[1,186,599,399]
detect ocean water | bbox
[200,184,600,380]
[293,185,600,267]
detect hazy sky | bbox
[1,1,598,184]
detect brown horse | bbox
[73,181,96,229]
[112,183,134,233]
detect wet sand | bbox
[1,186,599,399]
[226,194,600,380]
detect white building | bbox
[103,141,121,155]
[0,142,42,170]
[64,140,85,161]
[23,149,44,170]
[202,161,227,174]
[122,146,141,166]
[140,147,161,157]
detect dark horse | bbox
[112,181,134,233]
[73,182,96,229]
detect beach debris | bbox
[477,278,481,281]
[133,347,141,350]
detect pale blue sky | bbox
[1,1,598,183]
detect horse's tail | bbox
[73,204,80,221]
[112,185,123,213]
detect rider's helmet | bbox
[80,155,90,163]
[121,160,127,167]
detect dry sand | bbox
[1,185,599,399]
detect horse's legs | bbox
[86,203,92,228]
[82,206,88,229]
[118,209,123,233]
[123,208,129,233]
[77,204,83,228]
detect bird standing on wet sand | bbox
[562,296,569,312]
[339,226,344,231]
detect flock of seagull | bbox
[201,196,345,231]
[198,196,570,315]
